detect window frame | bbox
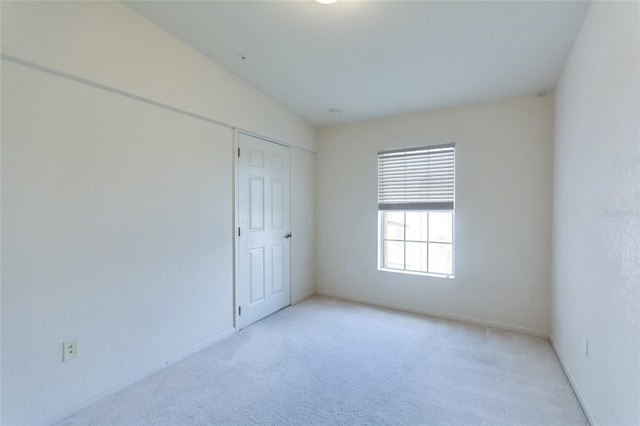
[378,210,455,279]
[377,143,455,279]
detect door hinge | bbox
[238,147,240,157]
[238,306,242,316]
[238,227,241,237]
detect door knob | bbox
[284,232,292,239]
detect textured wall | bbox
[316,95,554,336]
[552,2,640,424]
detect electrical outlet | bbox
[346,265,352,275]
[63,339,78,361]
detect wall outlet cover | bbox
[63,339,78,361]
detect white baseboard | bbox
[292,290,315,305]
[35,327,236,426]
[549,334,595,425]
[315,289,549,338]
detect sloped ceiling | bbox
[124,1,590,126]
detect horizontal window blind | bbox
[378,143,455,211]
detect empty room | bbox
[1,1,638,425]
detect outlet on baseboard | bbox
[346,265,352,275]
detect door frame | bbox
[233,129,293,329]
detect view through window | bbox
[381,211,453,275]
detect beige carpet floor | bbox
[58,296,587,425]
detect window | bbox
[378,143,455,277]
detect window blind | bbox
[378,143,455,211]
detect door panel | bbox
[249,248,265,304]
[272,179,284,228]
[237,133,291,328]
[249,177,264,230]
[271,244,285,294]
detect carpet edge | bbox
[549,333,595,426]
[315,290,549,338]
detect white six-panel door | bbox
[237,133,291,329]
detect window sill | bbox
[377,267,455,280]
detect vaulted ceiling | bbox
[124,1,590,126]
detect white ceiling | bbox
[124,1,590,127]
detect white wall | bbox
[551,2,640,425]
[2,61,236,425]
[1,2,316,425]
[316,95,554,336]
[0,2,3,419]
[292,148,316,304]
[0,1,316,152]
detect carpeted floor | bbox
[58,296,587,425]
